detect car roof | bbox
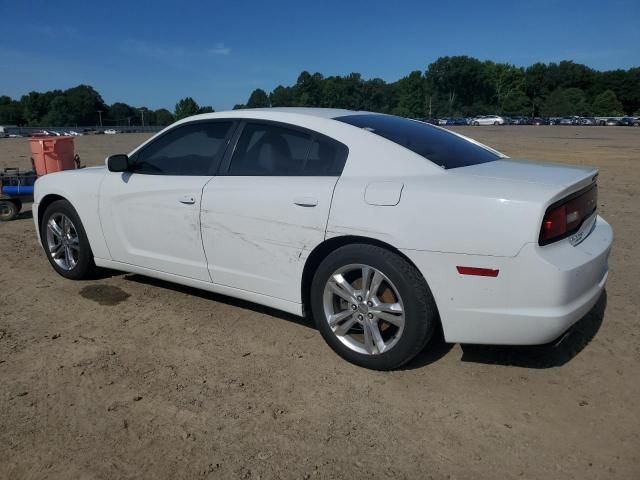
[172,107,386,128]
[224,107,373,119]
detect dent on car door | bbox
[99,120,235,281]
[201,121,348,303]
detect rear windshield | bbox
[335,114,501,169]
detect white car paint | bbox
[99,173,211,281]
[33,108,612,346]
[472,115,505,126]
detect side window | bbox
[305,137,348,175]
[228,123,311,176]
[133,122,232,175]
[227,122,348,176]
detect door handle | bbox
[293,196,318,207]
[179,195,196,205]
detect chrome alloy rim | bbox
[322,264,405,355]
[46,213,79,271]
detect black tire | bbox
[0,200,19,221]
[40,199,97,280]
[310,244,438,370]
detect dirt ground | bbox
[1,126,639,479]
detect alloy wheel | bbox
[322,264,405,355]
[46,213,80,271]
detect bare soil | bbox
[1,126,639,479]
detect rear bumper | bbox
[403,215,613,345]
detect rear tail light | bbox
[539,183,597,245]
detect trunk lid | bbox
[453,159,598,190]
[451,159,599,246]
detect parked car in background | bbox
[532,117,547,125]
[619,117,639,126]
[580,117,597,125]
[472,115,505,125]
[508,116,530,125]
[104,129,118,135]
[605,118,621,126]
[558,116,579,125]
[417,118,440,125]
[445,117,467,126]
[0,125,19,138]
[32,107,612,370]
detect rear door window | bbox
[227,122,348,176]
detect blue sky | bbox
[2,0,638,110]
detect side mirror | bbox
[107,154,130,172]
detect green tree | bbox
[246,89,270,108]
[392,71,426,118]
[269,86,296,107]
[64,85,106,125]
[21,91,59,125]
[197,106,215,114]
[0,96,24,125]
[174,97,200,120]
[295,71,324,106]
[108,102,135,125]
[154,108,175,126]
[484,61,524,112]
[44,96,73,126]
[541,88,589,116]
[361,78,393,113]
[501,89,531,116]
[523,62,550,116]
[591,90,624,116]
[426,56,494,116]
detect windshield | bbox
[335,114,501,169]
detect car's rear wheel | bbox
[472,121,479,126]
[493,121,500,125]
[41,199,96,280]
[310,244,437,370]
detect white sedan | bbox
[472,115,506,126]
[33,108,612,370]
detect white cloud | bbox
[125,40,231,58]
[208,43,231,56]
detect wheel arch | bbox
[37,194,68,238]
[301,235,429,316]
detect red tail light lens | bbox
[539,184,597,245]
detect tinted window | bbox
[228,123,348,176]
[133,122,232,175]
[336,114,499,169]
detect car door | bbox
[201,120,348,302]
[99,120,235,281]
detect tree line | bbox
[236,57,639,118]
[1,56,638,126]
[0,86,215,127]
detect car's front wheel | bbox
[310,244,437,370]
[41,199,96,280]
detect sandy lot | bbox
[1,127,639,479]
